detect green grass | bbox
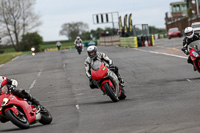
[0,41,77,65]
[0,52,24,65]
[41,42,75,50]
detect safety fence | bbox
[99,35,155,48]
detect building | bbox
[165,0,200,33]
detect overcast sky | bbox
[35,0,180,41]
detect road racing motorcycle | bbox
[76,43,82,54]
[182,40,200,73]
[90,60,126,102]
[0,85,52,129]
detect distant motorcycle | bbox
[0,85,52,129]
[182,40,200,72]
[31,47,36,56]
[90,60,126,102]
[76,43,82,54]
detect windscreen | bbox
[169,28,178,32]
[192,24,200,28]
[1,85,9,94]
[189,40,200,52]
[91,60,101,71]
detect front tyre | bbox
[5,109,30,129]
[103,82,119,102]
[39,106,52,125]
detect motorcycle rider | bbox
[74,36,83,49]
[0,76,40,122]
[84,45,124,89]
[181,27,200,71]
[0,76,40,106]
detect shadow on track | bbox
[0,124,43,132]
[79,98,132,106]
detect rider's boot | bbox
[21,90,40,106]
[118,75,125,87]
[193,65,197,71]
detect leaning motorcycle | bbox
[31,47,36,56]
[76,43,82,54]
[0,85,52,129]
[90,60,126,102]
[183,40,200,72]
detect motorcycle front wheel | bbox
[5,109,30,129]
[103,82,119,102]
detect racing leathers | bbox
[84,52,124,89]
[74,38,83,48]
[182,33,200,70]
[0,76,40,106]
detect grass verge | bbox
[0,52,24,65]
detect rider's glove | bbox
[89,77,92,82]
[181,47,189,55]
[9,85,16,92]
[109,64,115,68]
[11,80,18,87]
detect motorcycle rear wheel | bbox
[39,106,53,125]
[119,88,126,100]
[103,82,119,102]
[5,109,30,129]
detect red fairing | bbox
[7,95,37,123]
[91,63,108,80]
[5,107,19,115]
[189,47,200,72]
[0,93,37,124]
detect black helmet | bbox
[87,46,97,59]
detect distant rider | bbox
[56,41,62,51]
[84,46,124,89]
[74,36,83,49]
[181,27,200,71]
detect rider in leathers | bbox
[74,36,83,49]
[181,27,200,71]
[0,76,40,122]
[84,46,124,89]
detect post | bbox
[196,0,199,15]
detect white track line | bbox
[76,104,80,112]
[135,48,187,59]
[27,68,43,92]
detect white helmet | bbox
[87,46,97,59]
[76,36,80,40]
[184,27,194,39]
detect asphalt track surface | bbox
[1,38,200,133]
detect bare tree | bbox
[59,22,89,40]
[0,0,41,51]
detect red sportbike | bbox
[76,43,82,54]
[90,60,126,102]
[188,40,200,72]
[0,85,52,129]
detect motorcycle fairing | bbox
[2,94,37,123]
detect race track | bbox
[1,38,200,133]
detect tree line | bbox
[0,0,42,52]
[0,0,166,52]
[59,22,166,41]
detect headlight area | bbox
[192,51,199,57]
[0,98,9,112]
[2,98,9,106]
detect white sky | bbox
[35,0,179,41]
